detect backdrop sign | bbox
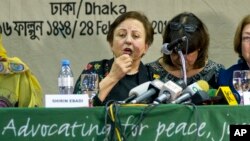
[0,0,249,95]
[1,105,250,141]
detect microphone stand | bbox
[176,44,187,87]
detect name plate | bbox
[45,94,89,108]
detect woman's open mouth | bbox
[123,48,133,55]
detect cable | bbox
[104,100,116,141]
[182,102,200,141]
[125,104,158,138]
[177,36,189,86]
[110,104,122,141]
[104,100,127,141]
[104,101,158,141]
[114,103,126,141]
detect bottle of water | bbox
[58,59,74,94]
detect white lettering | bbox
[18,118,33,136]
[187,123,197,135]
[234,129,241,136]
[154,121,208,140]
[2,119,17,136]
[197,122,206,137]
[2,116,247,141]
[234,129,247,136]
[48,124,58,136]
[166,123,175,137]
[155,122,165,141]
[58,124,71,136]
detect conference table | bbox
[1,104,249,141]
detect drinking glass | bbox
[81,73,99,107]
[232,70,242,91]
[241,70,250,92]
[241,70,250,105]
[232,70,243,104]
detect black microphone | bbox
[191,90,211,105]
[153,80,185,104]
[206,89,223,104]
[201,87,238,105]
[130,79,164,104]
[161,36,187,55]
[171,80,209,104]
[121,81,151,104]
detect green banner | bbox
[1,104,250,141]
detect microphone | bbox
[207,89,217,97]
[171,80,209,104]
[215,86,238,105]
[206,89,223,104]
[153,80,186,104]
[161,36,187,55]
[191,90,211,105]
[130,79,164,104]
[121,81,151,104]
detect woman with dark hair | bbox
[218,14,250,104]
[147,12,224,88]
[74,11,157,106]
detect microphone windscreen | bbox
[196,80,209,92]
[207,89,217,97]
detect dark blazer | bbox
[74,58,156,106]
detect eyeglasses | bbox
[170,22,198,33]
[0,61,25,74]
